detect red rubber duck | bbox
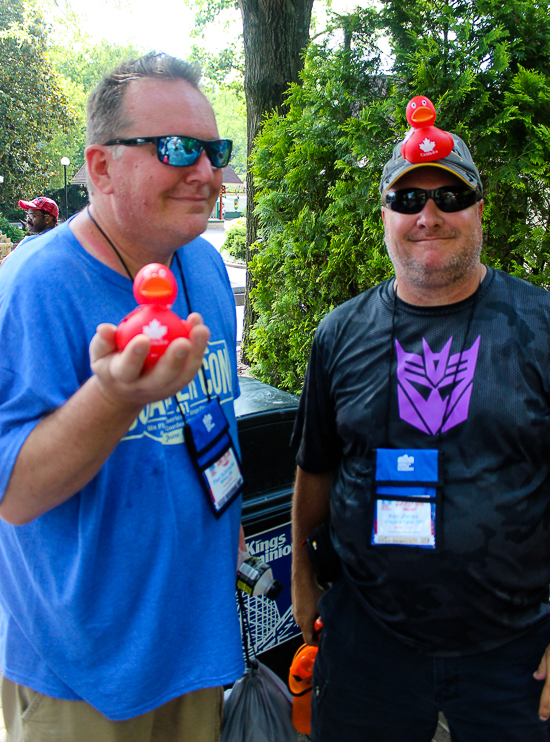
[116,263,191,370]
[401,95,454,163]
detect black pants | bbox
[312,579,550,742]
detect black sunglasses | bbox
[384,186,482,215]
[102,136,233,169]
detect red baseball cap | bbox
[19,196,59,221]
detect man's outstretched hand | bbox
[90,313,210,411]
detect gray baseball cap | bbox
[379,134,482,195]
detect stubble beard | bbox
[387,226,483,291]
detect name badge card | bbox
[371,449,440,549]
[203,447,243,512]
[185,398,244,517]
[373,499,435,547]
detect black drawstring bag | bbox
[221,592,296,742]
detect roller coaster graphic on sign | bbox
[239,521,300,654]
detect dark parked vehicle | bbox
[235,377,303,679]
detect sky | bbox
[55,0,366,59]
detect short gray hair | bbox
[86,51,202,147]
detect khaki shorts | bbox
[1,675,223,742]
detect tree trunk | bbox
[238,0,314,365]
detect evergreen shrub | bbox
[248,1,550,393]
[224,218,247,263]
[0,215,24,244]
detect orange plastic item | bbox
[289,643,318,734]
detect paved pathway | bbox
[205,222,245,343]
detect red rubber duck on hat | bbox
[116,263,191,370]
[401,95,454,163]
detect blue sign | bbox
[240,521,300,654]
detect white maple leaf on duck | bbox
[142,318,168,340]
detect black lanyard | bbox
[86,206,212,415]
[87,208,243,516]
[383,277,480,447]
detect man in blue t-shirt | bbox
[292,106,550,741]
[0,53,244,741]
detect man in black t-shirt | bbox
[291,105,550,742]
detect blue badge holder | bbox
[184,398,244,518]
[371,448,442,550]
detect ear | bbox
[85,144,115,195]
[381,205,387,227]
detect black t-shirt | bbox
[294,267,550,654]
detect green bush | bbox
[248,1,550,394]
[0,215,24,244]
[224,218,247,263]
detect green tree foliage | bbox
[47,7,246,197]
[249,0,550,393]
[46,14,144,193]
[224,218,247,262]
[0,214,24,243]
[0,0,77,216]
[383,0,550,278]
[189,0,315,366]
[202,85,247,177]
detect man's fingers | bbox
[186,312,205,329]
[155,325,210,377]
[535,652,548,680]
[535,644,550,720]
[89,323,117,363]
[302,627,318,647]
[293,607,319,647]
[109,335,150,383]
[90,318,210,406]
[298,617,318,647]
[540,675,550,721]
[188,322,210,348]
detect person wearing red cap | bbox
[0,197,60,267]
[18,196,59,235]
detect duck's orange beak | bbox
[411,107,434,125]
[138,275,173,300]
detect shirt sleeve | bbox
[0,258,89,499]
[292,321,342,473]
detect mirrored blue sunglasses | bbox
[102,135,233,169]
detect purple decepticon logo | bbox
[395,336,480,435]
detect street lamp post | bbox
[60,157,70,221]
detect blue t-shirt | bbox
[0,222,245,719]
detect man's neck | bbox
[395,263,487,307]
[69,208,173,278]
